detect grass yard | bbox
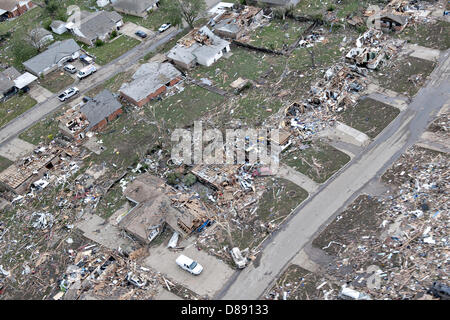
[87,69,135,97]
[38,70,75,93]
[339,97,400,139]
[121,8,172,32]
[396,21,450,51]
[249,20,308,51]
[96,184,127,220]
[19,112,61,145]
[82,35,140,65]
[375,56,436,97]
[256,178,308,222]
[283,140,351,183]
[193,46,285,89]
[0,155,12,172]
[0,94,37,128]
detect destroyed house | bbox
[345,47,386,70]
[59,90,123,143]
[119,62,182,107]
[210,4,264,40]
[167,26,230,69]
[191,164,241,191]
[120,174,208,243]
[0,146,67,194]
[372,13,408,32]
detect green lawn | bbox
[82,35,140,65]
[283,141,351,183]
[38,70,75,93]
[249,20,308,51]
[0,94,37,128]
[340,98,400,139]
[396,20,450,51]
[121,7,172,32]
[375,56,436,96]
[0,155,12,172]
[87,69,135,97]
[19,113,61,145]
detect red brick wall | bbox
[121,85,167,107]
[90,108,123,132]
[8,1,32,17]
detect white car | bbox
[158,23,171,33]
[176,255,203,275]
[64,64,77,74]
[58,87,79,102]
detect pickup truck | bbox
[58,87,79,102]
[77,65,97,79]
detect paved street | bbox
[0,29,182,147]
[216,49,450,300]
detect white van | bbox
[176,255,203,275]
[77,65,97,79]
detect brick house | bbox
[0,0,33,19]
[119,62,183,107]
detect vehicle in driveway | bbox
[58,87,79,102]
[135,30,147,38]
[64,64,77,74]
[77,65,97,79]
[80,54,94,64]
[176,255,203,275]
[158,23,171,33]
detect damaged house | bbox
[167,26,230,69]
[0,0,33,20]
[119,62,183,107]
[120,174,209,244]
[209,3,265,40]
[370,13,408,32]
[58,89,123,143]
[66,10,123,46]
[0,146,69,194]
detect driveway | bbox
[28,84,53,104]
[120,22,155,41]
[143,238,234,298]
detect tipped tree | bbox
[163,0,206,29]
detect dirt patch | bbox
[38,70,75,94]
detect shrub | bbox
[110,30,118,39]
[167,172,180,185]
[327,4,336,11]
[95,39,104,47]
[183,173,197,187]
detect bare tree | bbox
[163,0,206,29]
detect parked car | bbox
[77,65,97,79]
[135,30,147,38]
[64,64,77,74]
[176,255,203,275]
[58,87,79,102]
[230,247,247,269]
[80,54,94,64]
[158,23,171,33]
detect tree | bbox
[27,28,46,52]
[11,34,38,68]
[163,0,206,29]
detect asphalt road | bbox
[0,28,182,147]
[216,49,450,300]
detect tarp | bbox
[14,72,37,89]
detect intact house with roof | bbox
[58,89,123,143]
[0,0,33,20]
[23,39,81,77]
[66,10,123,46]
[167,26,230,70]
[0,66,37,101]
[119,173,209,244]
[111,0,159,18]
[119,62,183,107]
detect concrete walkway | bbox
[0,137,36,161]
[276,164,320,194]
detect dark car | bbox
[135,30,147,38]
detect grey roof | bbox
[0,0,22,11]
[167,26,230,66]
[256,0,297,5]
[80,89,122,130]
[30,27,52,40]
[50,20,66,29]
[215,18,241,34]
[381,13,407,25]
[0,67,20,92]
[120,62,182,103]
[23,39,80,75]
[112,0,159,13]
[75,11,122,41]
